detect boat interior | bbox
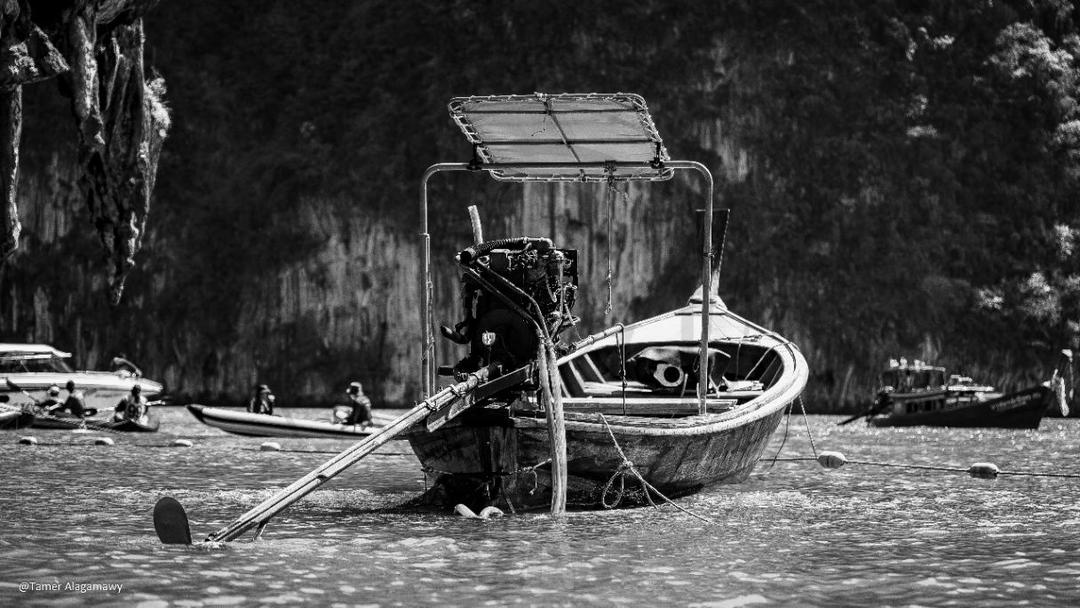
[556,338,782,417]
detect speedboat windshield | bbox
[0,352,75,374]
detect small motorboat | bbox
[866,359,1053,429]
[186,404,383,438]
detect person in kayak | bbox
[247,384,275,415]
[115,384,148,421]
[41,385,64,415]
[62,380,90,418]
[345,381,373,428]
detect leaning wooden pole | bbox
[206,368,494,543]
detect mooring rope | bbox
[797,396,818,458]
[771,406,1080,480]
[604,174,616,316]
[597,413,716,524]
[769,454,1080,479]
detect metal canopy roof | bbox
[448,93,674,182]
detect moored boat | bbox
[0,344,164,411]
[867,359,1052,429]
[187,404,382,438]
[407,93,809,511]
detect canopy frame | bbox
[419,93,716,414]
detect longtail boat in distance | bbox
[864,358,1056,429]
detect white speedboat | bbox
[0,344,163,411]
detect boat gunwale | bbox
[512,340,808,437]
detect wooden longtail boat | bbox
[866,359,1053,429]
[408,93,809,512]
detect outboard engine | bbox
[441,237,578,377]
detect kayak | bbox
[29,408,103,430]
[29,408,160,432]
[186,404,385,438]
[105,412,161,433]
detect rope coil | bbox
[597,414,716,524]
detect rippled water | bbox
[1,407,1079,607]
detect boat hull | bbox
[870,384,1051,429]
[408,404,789,512]
[187,404,378,438]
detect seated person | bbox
[115,385,148,421]
[41,385,64,415]
[63,380,90,418]
[344,381,373,428]
[247,384,275,415]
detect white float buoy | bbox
[17,436,37,445]
[172,439,194,448]
[260,442,282,452]
[94,437,114,446]
[968,462,1000,479]
[454,504,505,519]
[817,451,848,469]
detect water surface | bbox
[1,407,1078,606]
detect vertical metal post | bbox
[419,171,432,399]
[419,164,471,399]
[668,161,714,416]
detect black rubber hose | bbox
[458,237,553,264]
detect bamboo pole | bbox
[539,343,567,514]
[206,368,492,543]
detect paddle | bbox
[5,377,42,409]
[153,497,192,545]
[154,365,505,545]
[837,412,868,426]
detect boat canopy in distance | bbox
[448,93,674,182]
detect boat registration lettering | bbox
[990,393,1036,412]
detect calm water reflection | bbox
[1,407,1078,606]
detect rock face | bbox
[1,1,169,301]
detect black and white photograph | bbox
[1,1,1079,606]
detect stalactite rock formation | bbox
[0,0,167,303]
[0,0,68,257]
